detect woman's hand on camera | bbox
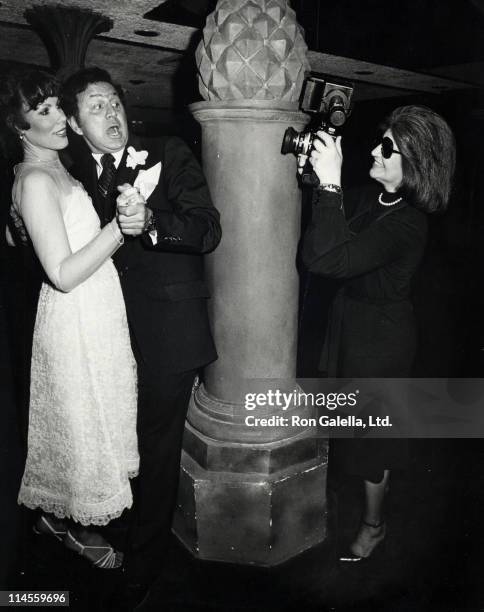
[309,131,342,186]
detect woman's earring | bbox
[19,133,24,141]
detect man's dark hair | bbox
[379,105,456,213]
[61,66,125,122]
[0,69,60,133]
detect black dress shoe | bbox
[107,583,150,612]
[128,583,151,611]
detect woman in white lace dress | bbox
[2,71,139,569]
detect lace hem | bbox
[18,478,137,527]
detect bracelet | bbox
[318,183,342,193]
[109,219,124,245]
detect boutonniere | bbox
[126,146,148,169]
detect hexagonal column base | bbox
[173,424,328,566]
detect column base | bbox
[173,386,328,566]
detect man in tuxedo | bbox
[61,67,221,588]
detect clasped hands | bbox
[115,183,153,236]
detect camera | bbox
[281,75,354,186]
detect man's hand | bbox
[116,183,151,236]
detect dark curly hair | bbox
[0,69,60,135]
[61,66,125,122]
[378,105,456,213]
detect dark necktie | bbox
[97,153,116,226]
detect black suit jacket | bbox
[69,134,221,374]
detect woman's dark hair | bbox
[0,70,60,134]
[379,105,456,213]
[61,66,125,122]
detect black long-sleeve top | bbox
[301,185,428,377]
[302,186,428,303]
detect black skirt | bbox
[324,296,416,483]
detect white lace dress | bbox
[15,160,139,526]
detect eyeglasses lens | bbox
[380,136,399,159]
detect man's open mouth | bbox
[107,125,122,137]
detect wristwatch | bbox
[317,183,342,193]
[144,207,156,233]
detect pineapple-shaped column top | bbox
[196,0,310,102]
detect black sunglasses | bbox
[374,136,402,159]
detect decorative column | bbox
[173,0,328,565]
[24,5,112,79]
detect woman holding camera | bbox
[302,105,455,560]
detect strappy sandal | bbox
[339,519,386,562]
[32,515,67,543]
[64,531,124,569]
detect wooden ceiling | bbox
[0,0,480,125]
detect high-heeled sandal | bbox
[32,515,67,543]
[64,531,124,569]
[339,519,386,562]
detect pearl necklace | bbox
[378,192,403,206]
